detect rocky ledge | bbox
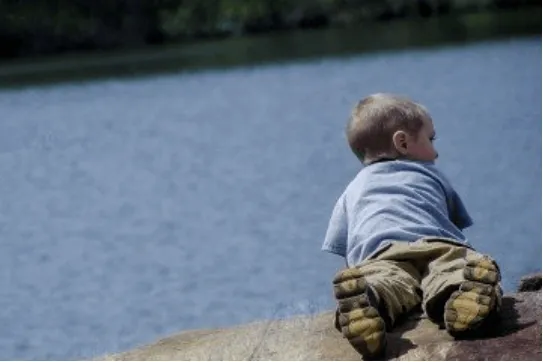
[101,273,542,361]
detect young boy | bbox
[322,93,502,359]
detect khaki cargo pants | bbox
[351,237,501,325]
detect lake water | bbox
[0,35,541,359]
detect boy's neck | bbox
[363,149,404,166]
[363,157,436,167]
[364,157,398,166]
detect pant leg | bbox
[420,239,502,323]
[357,258,422,326]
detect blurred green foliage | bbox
[0,0,539,58]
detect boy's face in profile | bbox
[402,117,438,162]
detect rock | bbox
[518,273,542,292]
[100,275,542,361]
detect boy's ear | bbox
[392,130,408,155]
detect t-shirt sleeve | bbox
[431,164,474,230]
[449,189,473,230]
[322,193,348,257]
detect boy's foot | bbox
[333,267,386,359]
[444,257,502,336]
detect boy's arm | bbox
[432,165,473,230]
[322,193,348,257]
[449,189,473,230]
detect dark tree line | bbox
[0,0,538,59]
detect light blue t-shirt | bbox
[322,159,473,267]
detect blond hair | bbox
[346,93,430,163]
